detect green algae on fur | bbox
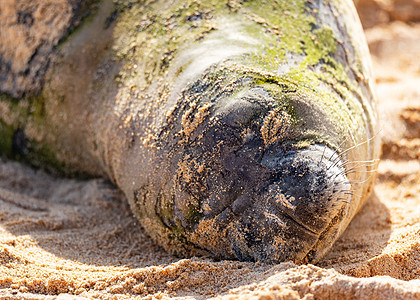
[111,0,372,151]
[0,120,14,157]
[0,93,87,175]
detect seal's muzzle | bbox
[223,144,351,263]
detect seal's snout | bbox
[265,145,351,234]
[227,144,351,263]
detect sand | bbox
[1,1,420,299]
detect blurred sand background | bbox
[0,0,419,299]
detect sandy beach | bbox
[0,0,419,299]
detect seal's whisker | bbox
[332,179,353,186]
[327,165,376,181]
[344,162,379,171]
[330,130,382,165]
[340,161,379,173]
[326,153,355,171]
[326,156,348,171]
[348,176,374,185]
[340,159,379,168]
[343,162,378,174]
[344,191,363,198]
[319,144,328,166]
[349,180,370,185]
[336,198,351,205]
[327,164,362,179]
[327,136,351,162]
[326,153,377,172]
[344,169,378,176]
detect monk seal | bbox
[0,0,380,263]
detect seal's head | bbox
[140,73,359,263]
[190,91,352,263]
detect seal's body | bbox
[0,0,379,263]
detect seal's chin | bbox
[224,144,351,263]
